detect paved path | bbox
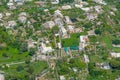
[7,61,25,66]
[36,68,49,80]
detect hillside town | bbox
[0,0,120,80]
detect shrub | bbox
[94,29,102,35]
[16,66,24,72]
[112,39,120,45]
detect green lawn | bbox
[0,47,29,63]
[89,55,104,63]
[62,32,87,47]
[3,61,48,79]
[101,36,112,49]
[62,33,80,47]
[101,35,120,52]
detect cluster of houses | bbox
[59,0,106,21]
[41,5,90,53]
[0,0,109,56]
[1,0,120,80]
[7,0,25,9]
[41,0,105,55]
[68,0,104,21]
[3,0,107,55]
[7,0,33,9]
[0,11,28,30]
[92,0,107,5]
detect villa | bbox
[39,43,54,54]
[79,35,89,50]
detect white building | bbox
[94,5,103,13]
[19,12,27,16]
[44,21,55,29]
[6,21,17,28]
[60,76,66,80]
[54,10,63,18]
[81,1,89,5]
[5,12,12,17]
[61,5,72,10]
[7,2,16,10]
[81,7,91,12]
[80,35,89,43]
[79,35,89,50]
[110,52,120,58]
[0,13,3,19]
[87,30,95,36]
[112,44,120,47]
[18,12,27,24]
[67,25,74,33]
[86,13,98,21]
[51,0,59,4]
[74,28,84,33]
[0,74,4,80]
[60,27,68,38]
[57,43,61,49]
[54,18,64,27]
[35,54,47,60]
[64,16,72,24]
[101,63,110,69]
[44,9,49,12]
[39,43,54,54]
[75,1,88,8]
[27,39,37,49]
[83,54,89,63]
[14,0,24,5]
[75,4,83,8]
[115,77,120,80]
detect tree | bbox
[83,22,92,29]
[58,64,69,75]
[69,58,86,69]
[25,58,31,64]
[90,69,105,77]
[12,37,21,49]
[89,36,97,43]
[95,29,102,35]
[57,60,70,75]
[16,65,24,72]
[27,66,34,74]
[88,62,105,77]
[24,74,30,80]
[60,0,74,4]
[112,39,120,45]
[109,59,120,69]
[2,53,8,57]
[0,46,2,50]
[19,42,28,53]
[29,48,36,56]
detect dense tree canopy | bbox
[112,39,120,45]
[60,0,74,4]
[95,29,102,35]
[109,59,120,69]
